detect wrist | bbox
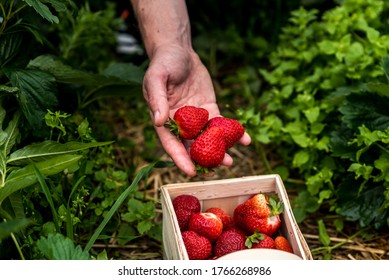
[131,0,192,58]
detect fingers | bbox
[221,153,233,166]
[143,68,170,127]
[239,132,252,146]
[155,125,197,177]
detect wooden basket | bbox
[160,174,313,260]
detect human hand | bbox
[142,44,251,176]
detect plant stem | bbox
[311,227,369,257]
[256,142,273,173]
[376,143,389,155]
[0,1,27,35]
[10,232,25,260]
[1,216,26,260]
[285,178,306,185]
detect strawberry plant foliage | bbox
[0,0,157,260]
[244,0,389,229]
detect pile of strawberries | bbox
[172,193,295,260]
[165,106,245,173]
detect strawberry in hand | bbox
[206,116,245,150]
[165,106,209,140]
[190,126,226,174]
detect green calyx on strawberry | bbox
[268,194,284,216]
[164,106,209,140]
[245,230,275,249]
[190,126,226,174]
[233,193,284,236]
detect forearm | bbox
[130,0,193,58]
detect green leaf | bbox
[28,55,143,87]
[8,192,25,219]
[8,140,113,166]
[96,249,108,260]
[27,55,142,107]
[365,83,389,97]
[292,149,310,167]
[43,0,68,12]
[345,42,364,64]
[306,167,333,195]
[318,40,337,55]
[37,233,90,260]
[0,154,82,204]
[102,63,144,84]
[318,219,331,247]
[23,0,59,24]
[117,224,139,245]
[303,106,320,124]
[337,176,389,228]
[318,190,332,204]
[382,55,389,79]
[339,92,389,131]
[348,163,373,180]
[137,220,153,235]
[84,160,174,252]
[296,190,320,213]
[34,164,60,233]
[0,33,23,67]
[4,68,58,129]
[0,218,31,240]
[28,55,105,86]
[1,111,21,157]
[374,153,389,182]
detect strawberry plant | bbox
[238,0,389,230]
[0,0,168,260]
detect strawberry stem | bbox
[267,195,284,216]
[245,230,264,249]
[164,118,181,140]
[194,164,215,176]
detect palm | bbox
[142,45,250,176]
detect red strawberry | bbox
[172,194,201,231]
[206,117,245,149]
[165,106,209,140]
[188,212,223,242]
[175,208,194,231]
[205,207,234,230]
[190,126,226,172]
[181,230,212,260]
[245,230,275,249]
[274,236,293,253]
[213,227,247,258]
[172,194,201,213]
[233,193,283,236]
